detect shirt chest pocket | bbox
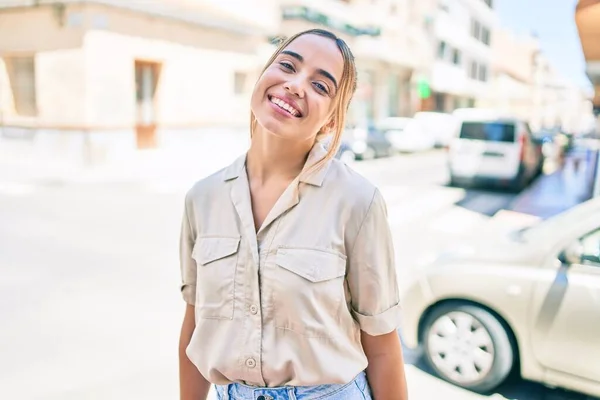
[192,236,240,320]
[272,247,347,338]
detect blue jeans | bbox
[215,371,372,400]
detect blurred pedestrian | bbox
[178,29,408,400]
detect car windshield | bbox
[515,198,600,242]
[460,121,516,142]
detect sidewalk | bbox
[0,130,250,187]
[509,147,599,219]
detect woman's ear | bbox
[321,118,336,135]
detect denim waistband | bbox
[216,370,368,400]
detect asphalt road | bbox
[0,150,595,400]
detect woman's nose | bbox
[284,78,305,98]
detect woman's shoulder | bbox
[324,159,381,208]
[185,157,243,203]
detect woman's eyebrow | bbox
[280,50,338,91]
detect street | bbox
[0,149,595,400]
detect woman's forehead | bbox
[282,34,344,80]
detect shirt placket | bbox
[242,220,282,387]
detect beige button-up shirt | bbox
[179,143,401,388]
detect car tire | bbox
[448,175,460,187]
[509,165,527,193]
[422,304,515,393]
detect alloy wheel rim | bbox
[427,311,495,384]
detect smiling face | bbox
[250,34,345,142]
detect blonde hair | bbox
[250,29,358,173]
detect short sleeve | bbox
[347,188,401,336]
[179,194,196,305]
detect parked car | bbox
[386,117,436,153]
[376,117,413,153]
[401,197,600,397]
[412,111,458,148]
[341,121,393,160]
[448,109,544,191]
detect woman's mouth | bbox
[268,95,302,117]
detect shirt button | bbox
[250,305,258,315]
[246,358,256,368]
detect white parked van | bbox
[448,109,544,191]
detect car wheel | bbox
[422,304,515,393]
[448,174,460,187]
[509,165,527,193]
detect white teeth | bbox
[270,97,299,117]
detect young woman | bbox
[178,29,408,400]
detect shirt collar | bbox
[223,141,332,187]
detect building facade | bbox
[427,0,497,112]
[0,0,279,152]
[481,28,537,123]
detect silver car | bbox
[401,197,600,397]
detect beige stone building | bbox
[0,0,435,162]
[0,0,279,151]
[482,28,537,122]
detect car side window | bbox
[580,228,600,266]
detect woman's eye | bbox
[279,62,294,71]
[313,82,329,94]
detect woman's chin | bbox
[254,117,295,139]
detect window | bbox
[478,64,488,82]
[5,56,37,116]
[471,19,481,39]
[481,27,490,46]
[437,41,447,60]
[452,49,461,66]
[470,61,478,79]
[580,229,600,266]
[135,61,160,126]
[459,122,516,142]
[234,72,246,95]
[471,19,491,45]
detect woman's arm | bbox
[179,304,211,400]
[362,330,408,400]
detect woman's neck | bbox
[246,128,314,185]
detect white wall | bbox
[432,0,494,99]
